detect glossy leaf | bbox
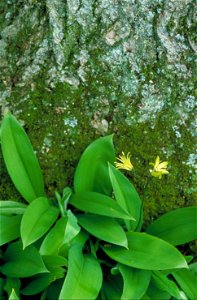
[74,135,115,195]
[0,200,27,215]
[108,164,142,230]
[21,274,51,295]
[118,264,151,300]
[152,271,185,299]
[21,197,59,248]
[1,241,48,277]
[40,218,68,256]
[1,113,45,202]
[103,232,188,270]
[69,192,133,220]
[63,210,81,244]
[145,281,171,300]
[78,214,128,248]
[146,206,197,245]
[59,245,102,299]
[0,215,22,246]
[172,268,197,300]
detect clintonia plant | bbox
[0,113,197,300]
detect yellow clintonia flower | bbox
[149,156,169,179]
[115,152,134,171]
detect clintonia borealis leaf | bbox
[108,164,142,230]
[1,241,48,278]
[0,200,27,215]
[78,214,128,248]
[146,206,197,246]
[118,264,151,300]
[0,214,22,246]
[59,245,102,300]
[69,192,133,220]
[102,232,188,270]
[74,135,115,195]
[0,113,45,202]
[21,197,59,249]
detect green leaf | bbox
[63,210,81,244]
[103,232,188,270]
[8,289,19,300]
[145,281,171,300]
[69,192,133,220]
[21,274,51,296]
[0,113,45,202]
[0,215,22,246]
[152,271,186,299]
[59,245,102,300]
[1,241,48,278]
[40,217,68,256]
[78,214,128,248]
[0,200,27,215]
[74,135,115,195]
[40,211,80,256]
[118,264,151,300]
[172,268,197,300]
[42,255,67,270]
[146,206,197,245]
[21,197,59,248]
[108,164,142,230]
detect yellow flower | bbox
[149,156,169,179]
[115,152,133,171]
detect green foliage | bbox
[0,113,196,299]
[0,113,45,202]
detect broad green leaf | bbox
[21,197,59,248]
[21,274,51,295]
[108,164,142,230]
[189,262,197,275]
[145,281,171,300]
[0,200,27,215]
[118,264,151,300]
[69,192,133,220]
[152,271,186,299]
[63,210,81,244]
[74,135,115,195]
[172,268,197,300]
[0,215,22,246]
[1,113,45,202]
[40,211,80,256]
[103,232,188,270]
[42,255,68,270]
[59,245,102,299]
[40,218,68,256]
[1,241,48,277]
[78,214,128,248]
[146,206,197,245]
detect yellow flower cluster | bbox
[115,153,169,179]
